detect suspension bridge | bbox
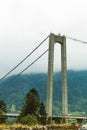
[0,33,87,119]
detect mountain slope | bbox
[0,70,87,114]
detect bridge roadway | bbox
[6,113,87,120]
[52,115,87,124]
[5,113,19,118]
[53,115,87,120]
[5,113,87,124]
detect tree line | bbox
[0,88,47,125]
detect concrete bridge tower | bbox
[46,33,68,117]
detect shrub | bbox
[0,109,7,123]
[19,114,38,125]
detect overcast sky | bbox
[0,0,87,78]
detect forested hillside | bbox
[0,70,87,114]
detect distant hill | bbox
[0,70,87,114]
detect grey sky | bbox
[0,0,87,78]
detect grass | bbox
[0,123,81,130]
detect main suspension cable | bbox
[0,34,49,81]
[12,49,49,81]
[66,36,87,44]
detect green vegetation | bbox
[19,88,40,116]
[0,100,7,123]
[18,88,46,125]
[19,114,38,125]
[0,70,87,115]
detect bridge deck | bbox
[5,113,87,120]
[53,115,87,120]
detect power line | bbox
[12,49,49,81]
[0,34,49,81]
[66,36,87,44]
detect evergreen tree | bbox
[39,102,47,125]
[0,100,7,123]
[39,102,46,116]
[0,100,6,112]
[20,88,40,116]
[18,88,47,124]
